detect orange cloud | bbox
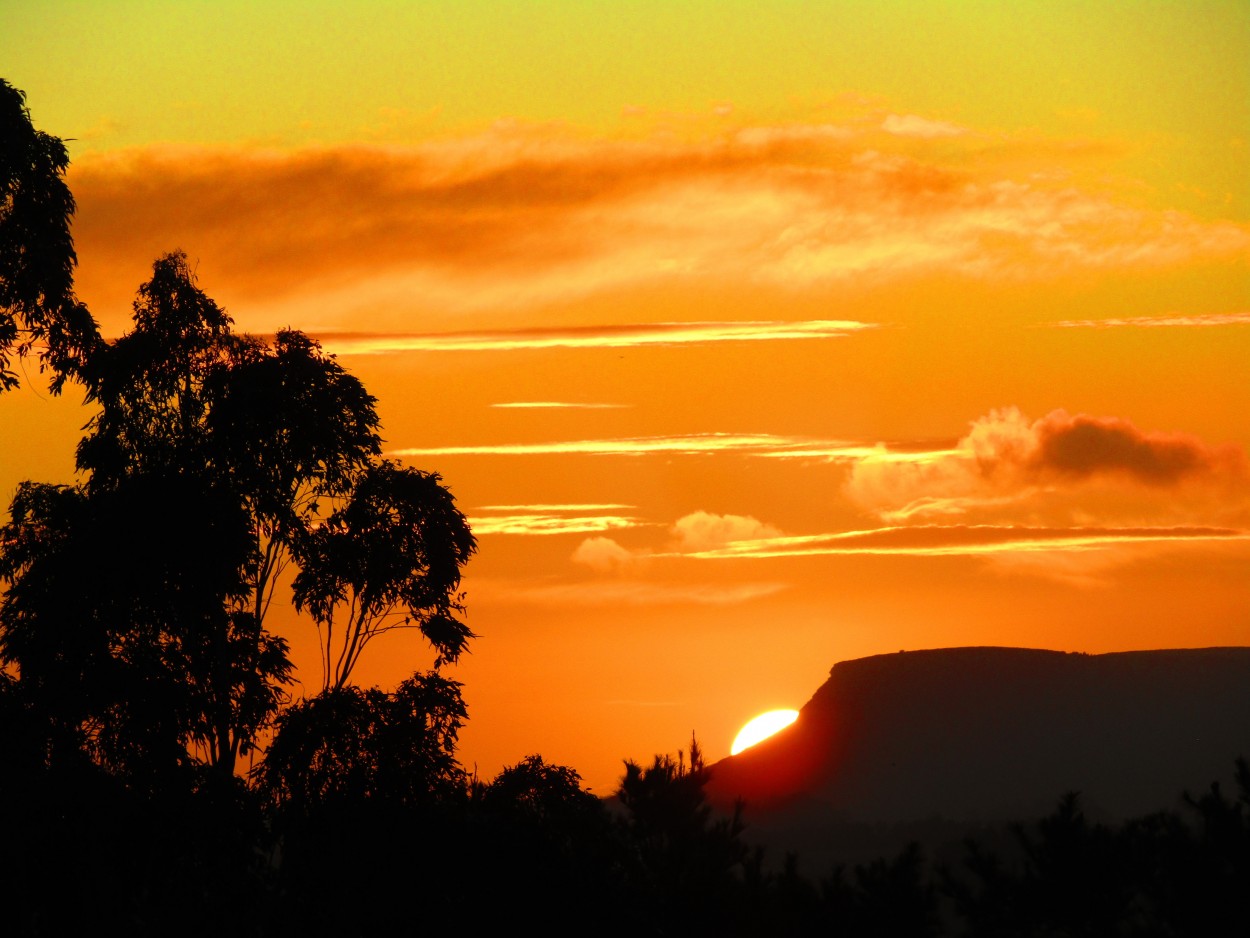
[680,523,1248,559]
[968,408,1248,487]
[490,402,628,410]
[469,503,642,537]
[468,513,639,537]
[391,433,923,461]
[472,576,788,607]
[670,511,782,551]
[848,408,1249,522]
[67,117,1250,330]
[881,114,967,138]
[390,433,818,459]
[571,511,785,572]
[571,537,638,573]
[314,320,875,355]
[1048,312,1250,329]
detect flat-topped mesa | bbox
[707,646,1250,824]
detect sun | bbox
[730,709,799,755]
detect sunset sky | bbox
[2,1,1248,794]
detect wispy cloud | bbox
[392,433,811,458]
[469,503,643,537]
[314,320,875,355]
[391,433,910,460]
[68,115,1250,329]
[473,578,791,607]
[569,511,782,570]
[1047,312,1250,329]
[670,511,781,551]
[476,503,634,512]
[572,536,640,572]
[677,523,1249,560]
[847,407,1249,523]
[490,402,629,410]
[467,514,641,536]
[570,508,1249,586]
[882,114,967,138]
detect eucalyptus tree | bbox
[0,471,286,785]
[2,250,476,782]
[1,72,479,781]
[292,460,476,692]
[78,253,384,652]
[0,78,99,392]
[257,672,469,812]
[52,252,387,777]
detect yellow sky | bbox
[1,1,1248,793]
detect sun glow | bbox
[730,709,799,755]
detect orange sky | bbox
[2,1,1248,793]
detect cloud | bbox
[391,432,817,458]
[678,523,1248,560]
[313,319,876,355]
[975,408,1248,487]
[67,116,1250,329]
[391,433,914,460]
[571,511,786,570]
[469,503,643,537]
[468,513,639,537]
[477,503,633,511]
[847,408,1248,519]
[491,402,629,409]
[670,511,782,551]
[571,537,639,572]
[1047,312,1250,329]
[665,519,1250,588]
[480,578,790,607]
[882,114,967,138]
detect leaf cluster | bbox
[0,78,99,391]
[256,672,468,813]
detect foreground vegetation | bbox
[3,78,1248,936]
[3,709,1249,937]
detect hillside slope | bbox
[707,646,1250,865]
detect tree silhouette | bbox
[471,755,622,932]
[1,250,469,782]
[482,754,601,824]
[79,253,382,639]
[257,671,468,813]
[292,459,476,691]
[617,736,757,934]
[0,471,292,786]
[68,253,396,775]
[0,78,98,392]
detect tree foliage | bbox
[1,249,473,784]
[482,754,601,825]
[292,460,476,691]
[257,672,468,813]
[0,78,98,391]
[79,253,384,654]
[0,472,291,786]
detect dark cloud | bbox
[1027,411,1246,486]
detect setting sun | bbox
[731,709,799,755]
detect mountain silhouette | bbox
[707,646,1250,867]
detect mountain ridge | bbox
[706,646,1250,866]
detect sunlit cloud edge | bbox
[675,524,1250,559]
[315,320,877,356]
[390,433,928,459]
[1046,312,1250,329]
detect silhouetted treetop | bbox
[293,460,476,691]
[483,754,601,824]
[0,78,99,392]
[257,672,468,813]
